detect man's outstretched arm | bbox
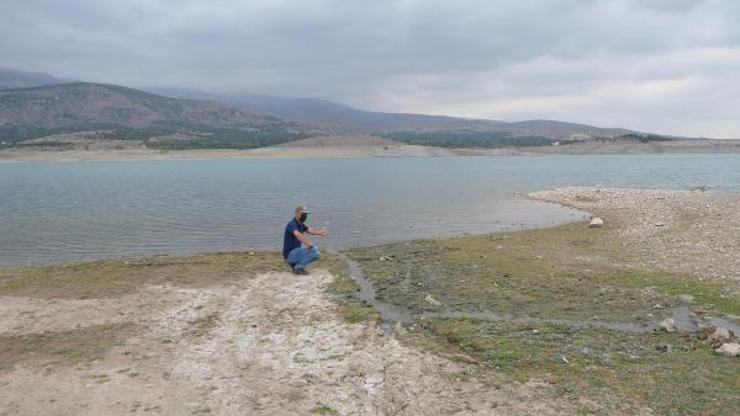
[307,226,329,237]
[293,230,316,248]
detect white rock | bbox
[424,294,442,307]
[658,318,675,332]
[708,327,732,344]
[715,342,740,357]
[589,217,604,228]
[678,294,694,303]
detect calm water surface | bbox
[1,154,739,266]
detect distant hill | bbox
[0,68,69,89]
[143,87,635,139]
[0,83,311,148]
[0,69,675,151]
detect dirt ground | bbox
[0,266,584,415]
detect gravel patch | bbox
[529,187,740,284]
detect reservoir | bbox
[1,154,739,266]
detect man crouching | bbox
[283,205,329,275]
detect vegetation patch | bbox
[323,253,359,297]
[0,251,286,299]
[0,323,139,371]
[346,218,740,415]
[322,253,379,324]
[310,403,338,415]
[384,130,554,148]
[611,271,739,316]
[142,125,314,150]
[416,318,738,415]
[337,302,380,324]
[347,221,737,321]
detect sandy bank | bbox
[2,139,739,163]
[0,145,458,163]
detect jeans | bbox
[286,246,321,270]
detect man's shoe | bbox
[293,267,309,275]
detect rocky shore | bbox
[529,187,740,285]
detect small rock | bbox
[658,318,675,332]
[707,327,732,345]
[424,294,442,307]
[589,217,604,228]
[654,222,665,227]
[655,343,673,353]
[715,342,740,357]
[678,294,694,303]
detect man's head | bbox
[295,205,309,223]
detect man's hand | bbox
[308,227,329,237]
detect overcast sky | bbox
[2,0,739,138]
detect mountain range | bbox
[0,68,670,150]
[0,68,71,90]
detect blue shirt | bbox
[283,218,308,259]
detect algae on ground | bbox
[346,220,740,415]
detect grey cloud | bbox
[1,0,739,137]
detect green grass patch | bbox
[337,302,380,324]
[420,318,739,415]
[347,218,739,414]
[613,271,739,316]
[347,220,739,321]
[310,403,338,415]
[322,253,379,324]
[323,253,360,297]
[0,251,286,299]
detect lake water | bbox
[2,154,739,266]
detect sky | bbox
[2,0,739,138]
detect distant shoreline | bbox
[1,139,739,163]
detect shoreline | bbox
[2,139,740,163]
[2,186,737,270]
[1,186,738,415]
